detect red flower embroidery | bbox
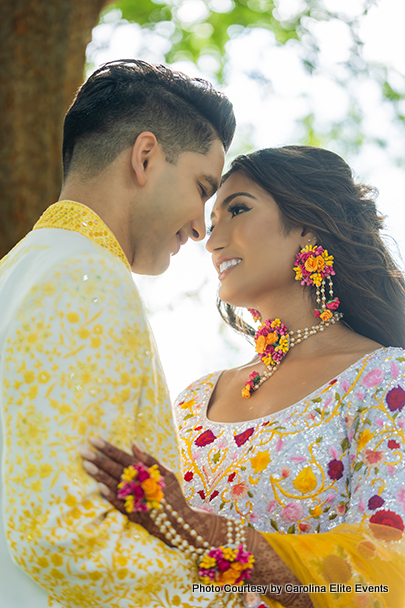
[388,439,400,449]
[209,490,219,502]
[184,471,194,482]
[197,490,206,500]
[370,509,404,531]
[228,472,236,482]
[234,427,255,447]
[329,379,337,385]
[327,459,344,480]
[194,425,203,431]
[386,386,405,412]
[368,495,385,510]
[195,430,216,447]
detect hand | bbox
[79,438,194,546]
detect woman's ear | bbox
[130,131,159,187]
[300,228,318,246]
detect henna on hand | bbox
[80,438,313,607]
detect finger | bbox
[80,448,124,480]
[89,437,134,467]
[82,460,119,494]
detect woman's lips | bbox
[218,258,242,280]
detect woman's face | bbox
[207,171,305,309]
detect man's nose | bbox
[190,213,206,242]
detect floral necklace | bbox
[242,310,343,398]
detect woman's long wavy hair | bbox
[217,145,405,348]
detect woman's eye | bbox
[228,203,252,218]
[207,224,215,235]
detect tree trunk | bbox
[0,0,107,257]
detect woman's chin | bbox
[218,286,251,309]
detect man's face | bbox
[130,138,225,275]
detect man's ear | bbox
[130,131,160,187]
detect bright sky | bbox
[87,0,405,399]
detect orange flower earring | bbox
[293,241,340,320]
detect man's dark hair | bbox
[62,59,236,178]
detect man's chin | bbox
[131,254,171,276]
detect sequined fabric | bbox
[176,347,405,536]
[0,206,240,607]
[33,200,131,271]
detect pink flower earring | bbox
[293,240,340,320]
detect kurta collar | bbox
[33,200,131,271]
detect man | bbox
[0,60,236,608]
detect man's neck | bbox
[59,180,134,268]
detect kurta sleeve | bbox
[259,354,405,608]
[1,251,209,608]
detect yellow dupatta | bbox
[259,522,405,607]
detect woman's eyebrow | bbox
[210,192,257,219]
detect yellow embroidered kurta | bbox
[0,201,239,608]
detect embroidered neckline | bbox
[33,200,131,271]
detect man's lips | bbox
[171,232,188,256]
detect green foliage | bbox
[96,0,405,162]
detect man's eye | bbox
[207,224,215,235]
[199,184,208,198]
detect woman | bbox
[82,146,405,608]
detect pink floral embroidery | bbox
[362,369,383,388]
[342,380,351,393]
[290,455,306,463]
[281,502,303,522]
[281,467,290,478]
[396,488,405,509]
[325,493,336,504]
[388,439,400,449]
[336,504,346,515]
[328,446,338,459]
[387,465,396,476]
[391,361,399,378]
[358,497,365,512]
[275,438,284,452]
[231,481,248,499]
[374,417,384,427]
[363,449,385,466]
[250,512,260,523]
[355,392,365,400]
[267,500,277,513]
[298,522,311,532]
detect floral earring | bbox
[293,241,340,320]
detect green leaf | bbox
[341,438,350,452]
[212,451,220,464]
[329,513,338,520]
[316,437,323,443]
[354,461,363,471]
[271,519,279,531]
[287,524,295,534]
[312,397,322,403]
[220,502,225,510]
[247,491,253,498]
[335,393,341,400]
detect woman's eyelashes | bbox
[228,202,253,218]
[207,202,253,235]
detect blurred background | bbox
[1,0,405,398]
